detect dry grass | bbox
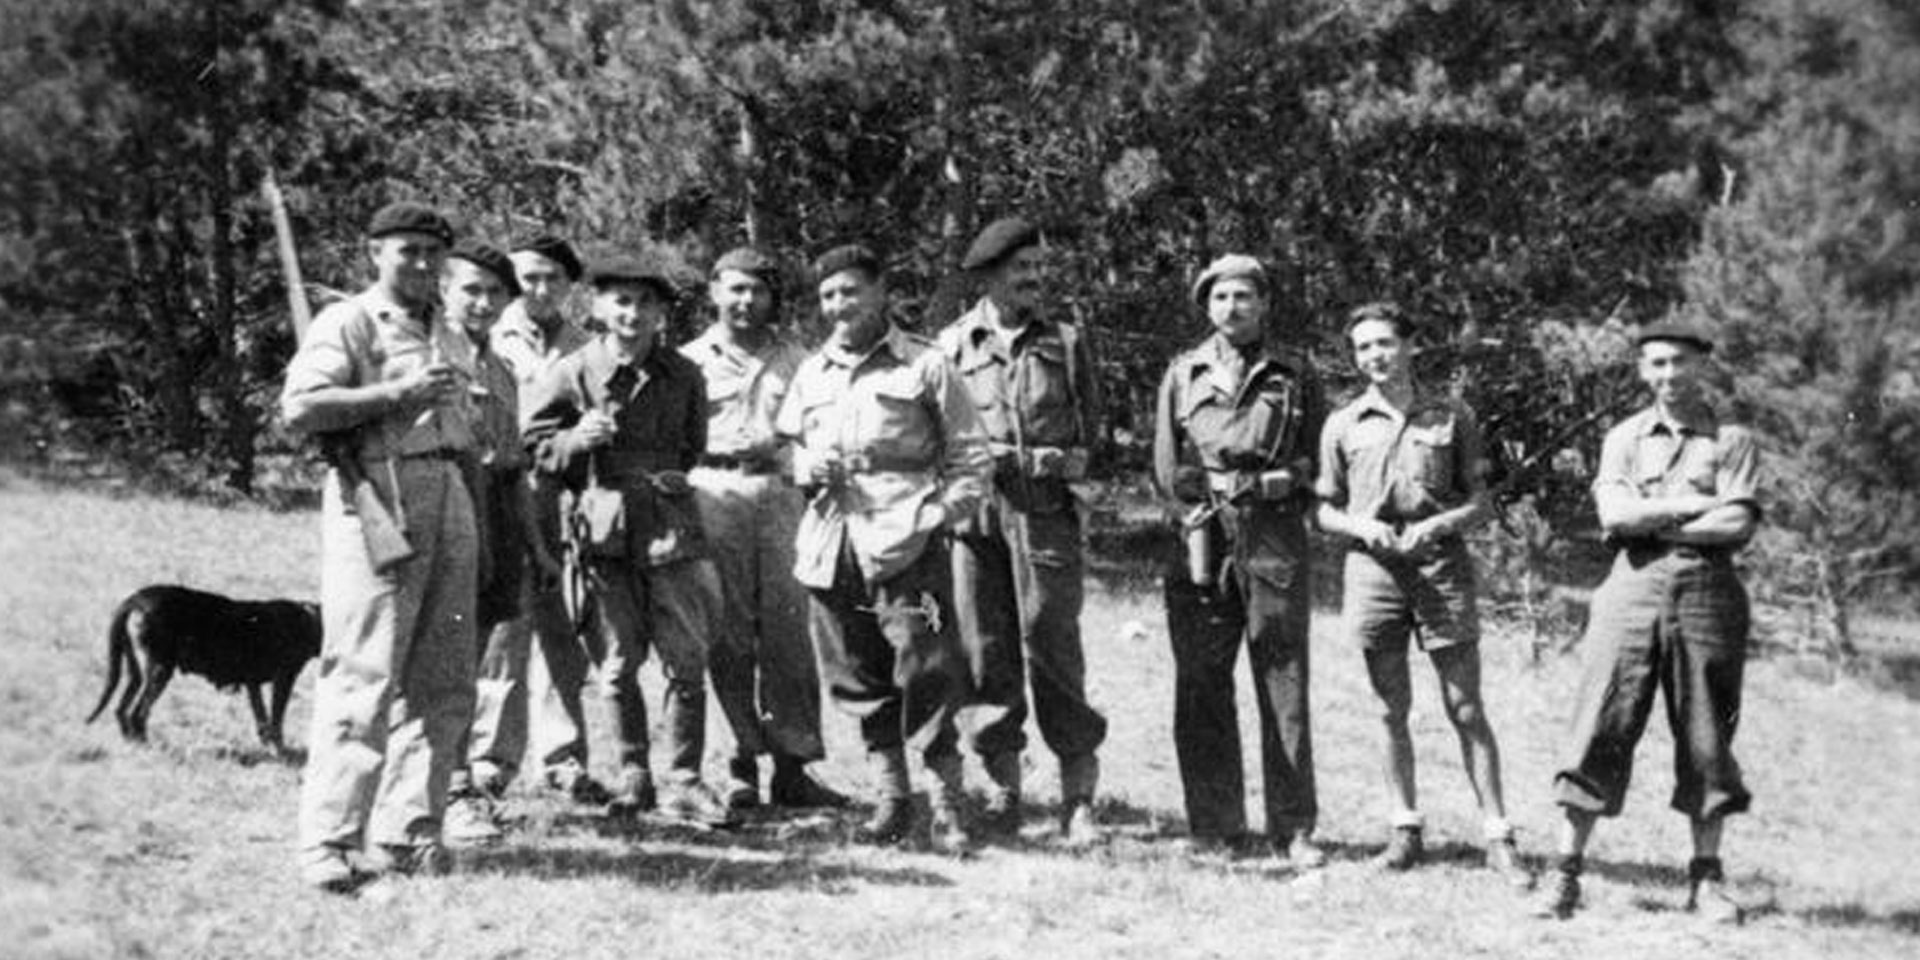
[0,468,1915,959]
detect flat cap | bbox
[446,238,522,297]
[961,216,1040,271]
[1634,321,1714,354]
[712,246,779,281]
[1190,253,1268,306]
[586,255,677,299]
[811,244,883,283]
[367,201,453,244]
[511,234,584,282]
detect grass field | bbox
[1,469,1916,960]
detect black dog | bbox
[85,585,322,752]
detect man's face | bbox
[1207,276,1267,347]
[984,244,1046,316]
[368,232,447,307]
[511,251,574,321]
[818,268,887,340]
[442,259,512,336]
[1638,339,1704,407]
[591,280,668,347]
[709,269,774,331]
[1349,318,1410,386]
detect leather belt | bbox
[697,453,778,474]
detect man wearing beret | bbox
[283,201,480,890]
[522,256,734,827]
[775,245,991,851]
[433,239,560,844]
[1533,322,1760,924]
[682,248,850,813]
[491,235,605,807]
[1152,253,1328,867]
[935,217,1107,844]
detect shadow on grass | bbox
[1793,903,1920,936]
[462,829,954,893]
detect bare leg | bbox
[1432,644,1507,823]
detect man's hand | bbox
[389,362,462,415]
[1171,465,1208,503]
[796,447,845,489]
[1351,517,1399,554]
[651,469,692,496]
[1395,517,1447,557]
[571,409,617,450]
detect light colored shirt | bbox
[281,287,477,457]
[1315,385,1484,522]
[776,324,990,589]
[1592,405,1760,519]
[678,325,809,460]
[489,301,591,427]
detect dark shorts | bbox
[1553,549,1752,820]
[1342,540,1479,654]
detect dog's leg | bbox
[246,683,274,748]
[115,646,146,741]
[265,672,298,756]
[129,662,173,742]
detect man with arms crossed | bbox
[1533,322,1760,924]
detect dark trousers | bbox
[808,540,966,757]
[952,498,1107,760]
[1163,525,1316,839]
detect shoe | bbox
[660,780,740,828]
[926,794,974,855]
[855,795,914,845]
[470,761,512,800]
[1531,870,1582,919]
[723,755,761,812]
[606,766,656,820]
[978,789,1021,838]
[1487,838,1534,890]
[299,845,361,894]
[1059,800,1102,848]
[769,767,853,809]
[1376,826,1424,871]
[378,841,450,878]
[548,762,614,807]
[1286,831,1329,869]
[1688,861,1744,925]
[444,792,504,845]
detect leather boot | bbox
[924,750,974,855]
[855,748,913,845]
[979,751,1022,837]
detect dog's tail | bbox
[85,601,132,724]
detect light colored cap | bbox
[1190,254,1268,306]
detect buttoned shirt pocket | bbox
[1405,418,1458,495]
[1019,338,1078,444]
[863,373,937,467]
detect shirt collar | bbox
[498,301,588,352]
[1642,404,1719,438]
[580,335,666,389]
[360,287,436,329]
[822,322,910,370]
[1352,383,1445,421]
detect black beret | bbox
[1634,321,1714,354]
[511,234,584,282]
[586,255,677,300]
[711,247,779,281]
[811,244,883,283]
[367,201,453,244]
[446,238,522,297]
[961,216,1040,271]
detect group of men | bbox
[280,201,1764,927]
[280,204,1109,894]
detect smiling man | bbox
[1314,302,1527,886]
[521,256,733,829]
[1532,322,1762,924]
[775,244,990,852]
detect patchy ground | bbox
[1,470,1915,959]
